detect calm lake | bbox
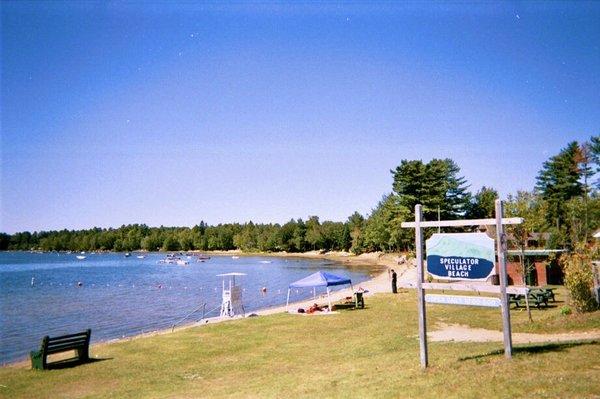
[0,252,376,364]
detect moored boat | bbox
[158,254,189,266]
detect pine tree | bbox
[589,135,600,189]
[466,186,499,219]
[391,158,470,220]
[535,141,583,234]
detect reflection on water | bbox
[0,252,375,363]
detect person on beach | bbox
[307,303,322,314]
[391,269,397,293]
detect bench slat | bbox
[46,341,88,352]
[47,332,90,341]
[46,346,86,355]
[47,336,88,346]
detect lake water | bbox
[0,252,376,364]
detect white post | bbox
[415,204,428,369]
[495,199,513,359]
[286,288,291,312]
[326,287,332,310]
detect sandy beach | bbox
[173,251,414,325]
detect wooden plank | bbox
[496,200,513,359]
[420,282,528,295]
[46,331,89,341]
[401,217,522,228]
[415,204,428,369]
[46,341,87,350]
[425,294,502,308]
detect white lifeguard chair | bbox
[217,273,246,318]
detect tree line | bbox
[1,136,598,253]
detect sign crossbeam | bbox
[401,217,522,228]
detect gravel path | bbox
[429,323,600,343]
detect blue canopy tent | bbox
[286,271,353,311]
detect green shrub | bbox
[560,248,598,313]
[560,306,572,316]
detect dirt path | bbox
[429,323,600,344]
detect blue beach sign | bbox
[426,233,495,281]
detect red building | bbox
[505,250,565,286]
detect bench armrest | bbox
[30,350,44,370]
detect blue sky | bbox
[1,1,599,233]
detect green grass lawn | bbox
[1,290,599,399]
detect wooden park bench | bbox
[30,329,91,370]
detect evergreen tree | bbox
[391,158,470,220]
[535,141,583,230]
[292,219,307,252]
[588,135,600,189]
[466,186,498,219]
[347,212,365,254]
[341,223,351,252]
[305,216,323,250]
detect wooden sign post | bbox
[401,200,522,368]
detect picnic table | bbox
[508,288,555,309]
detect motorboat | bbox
[137,255,146,259]
[159,254,188,266]
[197,254,211,261]
[124,252,131,257]
[76,255,86,260]
[232,256,240,259]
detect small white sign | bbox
[425,294,501,308]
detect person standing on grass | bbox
[391,269,397,293]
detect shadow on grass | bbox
[333,303,361,310]
[511,303,561,311]
[45,357,113,370]
[459,340,600,361]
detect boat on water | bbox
[124,252,131,257]
[137,255,146,259]
[76,255,86,260]
[197,254,211,261]
[232,256,240,259]
[158,254,189,266]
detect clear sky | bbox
[1,1,599,233]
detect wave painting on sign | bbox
[426,233,495,281]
